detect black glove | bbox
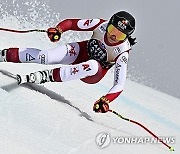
[93,96,110,113]
[47,27,62,42]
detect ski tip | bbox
[169,146,175,152]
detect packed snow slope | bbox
[0,16,180,154]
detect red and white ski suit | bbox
[6,18,131,102]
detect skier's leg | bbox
[80,66,108,84]
[17,59,108,84]
[0,42,82,64]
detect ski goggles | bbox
[107,24,127,41]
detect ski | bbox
[0,70,17,79]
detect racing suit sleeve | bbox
[104,51,129,102]
[55,19,106,32]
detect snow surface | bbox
[0,14,180,154]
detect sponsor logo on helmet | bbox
[118,20,128,30]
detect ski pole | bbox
[0,27,47,33]
[108,109,175,152]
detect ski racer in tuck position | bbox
[0,11,136,113]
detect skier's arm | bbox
[104,51,129,102]
[47,19,106,42]
[93,51,129,113]
[55,19,106,32]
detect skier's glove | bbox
[93,96,110,113]
[47,27,62,42]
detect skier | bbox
[0,11,136,113]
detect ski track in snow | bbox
[2,69,179,134]
[0,70,136,136]
[0,70,93,121]
[0,68,179,154]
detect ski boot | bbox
[0,49,8,62]
[16,70,54,85]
